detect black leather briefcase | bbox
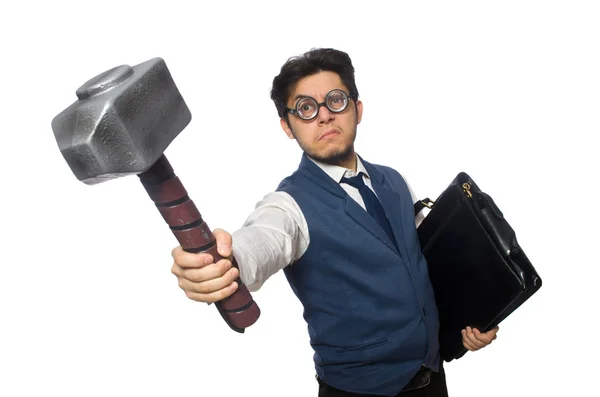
[414,172,542,362]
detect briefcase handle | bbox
[414,198,434,217]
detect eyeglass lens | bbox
[295,90,348,119]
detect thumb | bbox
[213,228,232,258]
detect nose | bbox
[316,103,335,124]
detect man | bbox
[170,48,499,396]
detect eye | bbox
[296,98,317,117]
[327,92,347,110]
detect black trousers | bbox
[316,364,449,397]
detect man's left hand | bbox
[461,325,499,352]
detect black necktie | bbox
[341,173,397,247]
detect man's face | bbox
[280,71,363,167]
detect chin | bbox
[311,145,354,165]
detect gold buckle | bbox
[421,200,434,209]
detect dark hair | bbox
[270,48,359,119]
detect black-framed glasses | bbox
[285,89,350,121]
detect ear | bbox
[280,118,295,139]
[355,100,363,125]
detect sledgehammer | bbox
[51,57,260,333]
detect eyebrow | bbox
[291,93,312,102]
[291,89,348,103]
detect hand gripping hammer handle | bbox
[138,154,260,333]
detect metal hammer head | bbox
[52,57,192,185]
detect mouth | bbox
[319,129,341,141]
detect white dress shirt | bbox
[232,154,425,292]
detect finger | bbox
[184,281,239,303]
[213,228,233,258]
[178,267,239,294]
[171,246,213,269]
[177,259,234,282]
[461,329,478,351]
[473,328,495,344]
[480,325,499,334]
[465,327,487,348]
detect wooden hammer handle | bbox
[138,155,260,333]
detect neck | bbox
[338,151,357,171]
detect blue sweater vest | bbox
[277,153,440,396]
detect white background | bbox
[1,1,598,396]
